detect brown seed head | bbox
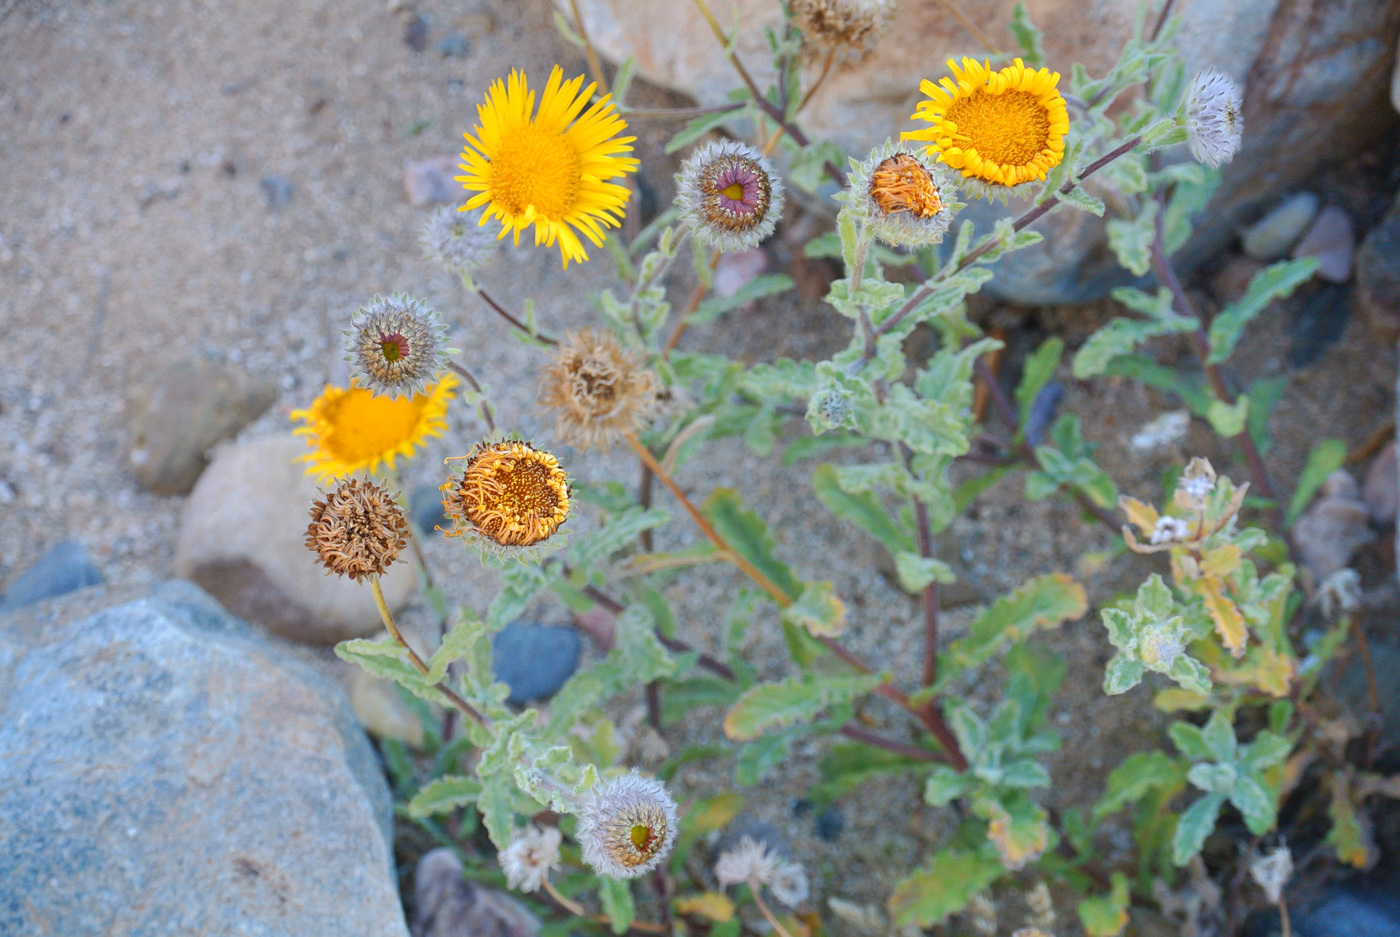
[440,440,570,550]
[539,329,657,450]
[790,0,893,63]
[305,477,409,581]
[869,153,943,218]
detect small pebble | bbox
[437,33,469,58]
[402,13,428,52]
[0,541,104,614]
[403,156,457,206]
[259,175,293,211]
[1355,193,1400,343]
[815,805,845,842]
[1292,205,1355,283]
[1024,382,1064,447]
[409,482,450,535]
[1242,192,1319,261]
[414,849,539,937]
[491,623,581,704]
[1294,470,1374,583]
[1288,282,1349,369]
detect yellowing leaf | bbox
[1118,495,1159,536]
[1327,775,1374,868]
[687,792,744,835]
[1200,544,1242,579]
[1201,577,1247,658]
[1154,688,1211,712]
[676,893,735,923]
[781,580,848,637]
[1217,645,1294,697]
[974,793,1050,871]
[723,673,885,741]
[888,848,1003,927]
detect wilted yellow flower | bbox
[291,375,457,483]
[440,439,570,560]
[905,57,1069,192]
[305,477,409,582]
[457,66,639,268]
[539,328,657,450]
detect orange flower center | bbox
[489,124,582,219]
[869,154,943,217]
[446,442,570,547]
[945,89,1050,168]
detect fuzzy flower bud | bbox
[676,140,785,253]
[576,770,678,879]
[344,293,453,399]
[1185,68,1243,169]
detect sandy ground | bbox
[2,0,1397,928]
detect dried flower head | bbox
[790,0,893,63]
[457,66,639,268]
[845,140,959,247]
[1186,68,1243,169]
[291,375,458,483]
[1249,843,1292,904]
[305,477,409,581]
[905,57,1069,196]
[540,328,657,449]
[421,205,498,272]
[499,825,563,893]
[1176,457,1218,512]
[1025,881,1056,929]
[968,893,999,937]
[714,836,780,888]
[440,439,570,561]
[1315,568,1361,618]
[769,860,809,908]
[576,770,678,879]
[345,293,452,399]
[676,140,785,253]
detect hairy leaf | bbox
[723,673,885,740]
[888,847,1003,927]
[407,775,482,818]
[1286,438,1347,526]
[941,574,1088,683]
[781,580,848,637]
[702,488,803,601]
[811,463,912,553]
[1172,792,1225,866]
[1078,873,1131,937]
[1207,258,1318,365]
[1015,337,1064,428]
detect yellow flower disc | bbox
[457,66,640,268]
[291,374,458,483]
[903,57,1069,188]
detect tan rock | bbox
[350,665,426,746]
[128,356,276,496]
[175,436,416,644]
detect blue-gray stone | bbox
[1024,382,1064,447]
[0,581,409,937]
[437,33,469,58]
[410,482,451,535]
[491,623,581,705]
[1290,880,1400,937]
[259,175,293,211]
[0,540,103,613]
[1243,193,1320,262]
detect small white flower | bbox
[1249,843,1293,904]
[676,140,785,253]
[1315,568,1361,618]
[1150,515,1193,545]
[769,859,809,908]
[714,836,779,888]
[420,205,498,272]
[576,770,679,879]
[498,825,562,893]
[1186,68,1243,169]
[1177,457,1218,511]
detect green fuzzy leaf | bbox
[1059,186,1106,216]
[665,105,742,154]
[570,507,671,570]
[1078,873,1131,937]
[1207,258,1318,365]
[923,765,972,806]
[894,551,956,592]
[1000,759,1052,789]
[1247,375,1288,452]
[1286,438,1347,525]
[1188,762,1238,794]
[1201,710,1238,761]
[734,733,793,786]
[1007,2,1044,66]
[476,772,517,850]
[1206,397,1249,437]
[336,638,438,701]
[425,616,489,685]
[1242,731,1292,771]
[691,274,796,325]
[888,847,1003,927]
[1231,773,1277,835]
[1094,751,1184,820]
[941,574,1088,683]
[1106,200,1158,276]
[723,673,885,741]
[1172,792,1225,866]
[811,463,912,553]
[1167,655,1213,696]
[702,488,803,600]
[1103,655,1144,695]
[611,56,636,105]
[1169,721,1214,761]
[781,579,848,637]
[407,775,482,818]
[597,877,635,932]
[1015,337,1064,428]
[1072,288,1196,379]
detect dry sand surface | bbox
[2,0,1395,921]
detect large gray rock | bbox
[175,435,417,645]
[565,0,1400,303]
[0,581,409,937]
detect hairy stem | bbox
[445,361,496,433]
[914,497,942,687]
[370,577,490,728]
[470,281,558,347]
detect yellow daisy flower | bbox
[291,374,458,482]
[457,66,640,268]
[904,57,1069,190]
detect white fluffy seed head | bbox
[1185,68,1243,169]
[576,770,679,879]
[498,825,562,893]
[714,836,780,888]
[676,140,785,253]
[421,205,498,272]
[1249,843,1293,904]
[769,859,810,908]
